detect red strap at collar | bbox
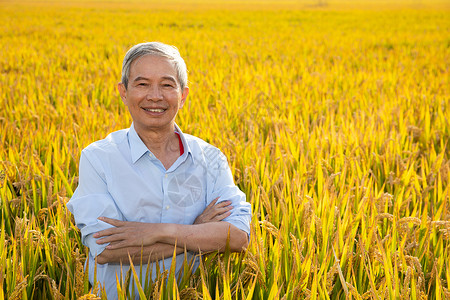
[175,132,184,156]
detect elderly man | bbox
[67,42,251,298]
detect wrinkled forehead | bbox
[129,54,178,79]
[130,53,176,70]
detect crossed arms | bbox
[68,142,252,266]
[94,199,249,265]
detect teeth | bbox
[144,108,164,112]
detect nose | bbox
[146,85,163,101]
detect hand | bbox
[194,198,233,225]
[93,217,161,250]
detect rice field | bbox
[0,0,449,299]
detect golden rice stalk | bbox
[380,234,391,245]
[259,187,272,216]
[302,195,314,230]
[180,287,201,300]
[314,216,323,246]
[326,261,338,294]
[50,278,63,300]
[346,282,362,299]
[375,193,393,213]
[400,266,412,300]
[443,287,450,299]
[218,257,226,279]
[438,226,450,240]
[299,288,311,300]
[398,217,421,226]
[408,256,426,293]
[90,279,100,296]
[74,248,84,298]
[9,276,28,300]
[377,213,394,222]
[404,241,419,254]
[259,220,279,237]
[78,294,101,300]
[431,221,450,240]
[331,245,348,297]
[152,270,168,299]
[289,233,305,261]
[241,253,260,286]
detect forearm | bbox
[160,222,248,253]
[96,243,184,265]
[94,219,249,254]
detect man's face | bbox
[118,55,189,133]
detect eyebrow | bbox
[133,76,177,83]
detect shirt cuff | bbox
[67,193,123,257]
[84,233,108,257]
[223,201,252,238]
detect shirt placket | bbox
[161,172,171,222]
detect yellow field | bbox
[0,0,449,299]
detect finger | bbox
[205,197,220,209]
[93,227,122,238]
[215,205,233,213]
[201,200,230,217]
[105,241,128,250]
[205,203,232,217]
[96,233,126,245]
[208,205,233,217]
[98,217,124,226]
[213,210,232,221]
[214,200,232,208]
[199,208,232,223]
[105,237,147,249]
[96,237,109,245]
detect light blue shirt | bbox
[66,123,251,298]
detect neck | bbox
[133,123,178,156]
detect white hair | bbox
[121,42,188,90]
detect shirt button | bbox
[148,153,153,157]
[165,205,170,210]
[165,174,168,178]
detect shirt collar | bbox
[128,124,150,163]
[173,123,193,161]
[128,123,192,164]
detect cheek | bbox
[168,90,183,102]
[126,92,146,104]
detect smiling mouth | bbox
[142,107,166,113]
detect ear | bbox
[118,82,127,104]
[179,87,189,109]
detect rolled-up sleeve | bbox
[209,150,251,237]
[67,151,123,257]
